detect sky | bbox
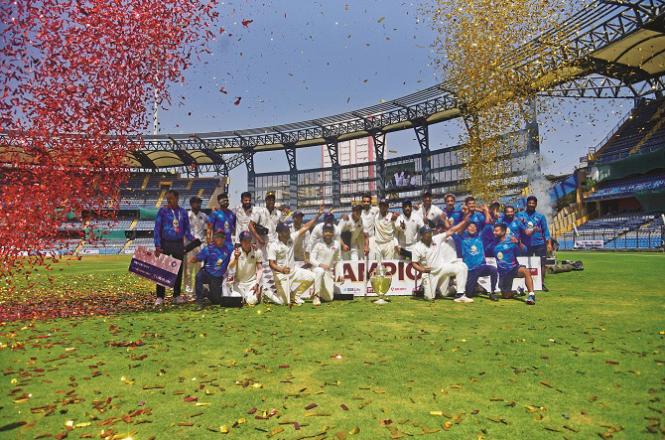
[155,0,633,200]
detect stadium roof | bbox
[2,0,664,171]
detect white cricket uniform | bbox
[251,206,282,260]
[234,205,254,241]
[395,213,424,252]
[267,231,315,305]
[290,224,310,262]
[411,232,468,300]
[338,216,366,260]
[310,240,341,302]
[308,223,341,253]
[414,204,444,226]
[228,248,262,305]
[361,206,380,237]
[373,212,398,260]
[184,210,208,292]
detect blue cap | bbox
[293,210,304,217]
[419,225,432,235]
[323,212,335,223]
[276,222,290,233]
[239,231,252,241]
[402,199,412,207]
[322,222,335,232]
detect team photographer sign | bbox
[129,246,182,288]
[335,257,541,296]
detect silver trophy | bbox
[369,264,392,305]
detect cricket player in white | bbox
[268,206,323,305]
[308,212,340,255]
[373,198,399,261]
[226,231,263,305]
[395,199,424,256]
[310,223,341,305]
[290,211,310,262]
[410,214,472,302]
[413,191,447,227]
[234,191,254,242]
[250,191,282,260]
[338,204,368,260]
[184,196,208,294]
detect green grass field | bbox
[1,252,664,439]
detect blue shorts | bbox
[498,265,526,293]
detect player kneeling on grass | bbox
[492,223,536,305]
[456,223,499,301]
[310,223,342,306]
[410,214,471,303]
[191,232,232,307]
[268,206,324,305]
[226,231,263,305]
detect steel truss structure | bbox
[1,0,664,206]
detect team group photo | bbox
[1,1,664,439]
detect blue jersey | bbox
[208,210,236,245]
[196,244,231,277]
[468,211,486,231]
[154,206,194,248]
[444,207,462,226]
[459,233,486,271]
[480,223,497,256]
[492,238,525,274]
[500,215,523,238]
[518,210,550,247]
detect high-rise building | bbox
[321,137,375,167]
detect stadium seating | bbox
[56,172,223,255]
[556,212,662,250]
[595,98,665,163]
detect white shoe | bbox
[454,295,473,303]
[174,296,187,305]
[312,296,321,306]
[154,297,164,306]
[294,297,304,305]
[185,287,193,294]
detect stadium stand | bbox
[56,172,224,255]
[552,98,665,250]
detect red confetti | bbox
[219,86,228,94]
[0,1,220,286]
[241,19,253,27]
[234,96,242,106]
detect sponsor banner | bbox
[335,260,421,296]
[128,246,181,288]
[335,257,542,296]
[574,239,604,249]
[81,249,100,255]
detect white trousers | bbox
[312,267,335,302]
[421,261,468,300]
[229,280,261,305]
[183,245,202,292]
[372,239,397,261]
[270,267,316,305]
[341,247,361,261]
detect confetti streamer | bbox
[0,1,220,286]
[429,0,580,200]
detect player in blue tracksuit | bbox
[207,192,236,252]
[154,189,195,305]
[492,223,536,305]
[191,232,232,307]
[518,196,552,290]
[501,205,523,238]
[464,196,488,231]
[443,193,463,228]
[456,223,499,301]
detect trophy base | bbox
[373,298,389,305]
